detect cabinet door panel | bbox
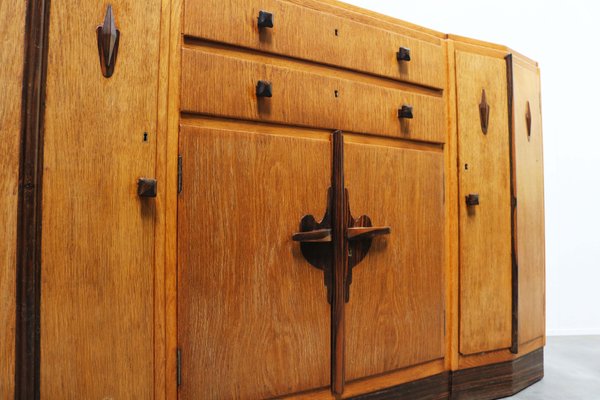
[178,125,330,399]
[456,51,512,355]
[513,63,545,346]
[40,1,161,397]
[345,139,445,381]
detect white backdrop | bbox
[342,0,600,335]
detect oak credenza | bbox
[1,0,545,398]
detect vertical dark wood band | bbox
[15,0,51,398]
[331,130,348,394]
[505,54,519,354]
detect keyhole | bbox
[143,132,148,142]
[464,163,469,170]
[334,29,339,36]
[334,90,339,98]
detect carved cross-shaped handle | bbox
[291,133,391,305]
[291,131,390,396]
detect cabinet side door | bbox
[40,1,162,397]
[512,62,546,346]
[456,50,513,355]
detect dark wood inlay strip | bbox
[15,0,51,398]
[506,53,519,354]
[331,130,348,394]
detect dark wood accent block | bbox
[451,349,544,400]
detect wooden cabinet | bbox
[2,1,545,399]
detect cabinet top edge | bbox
[447,33,538,67]
[301,0,447,40]
[306,0,539,67]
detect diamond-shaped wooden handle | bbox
[96,5,120,78]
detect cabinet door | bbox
[177,124,330,399]
[0,2,26,398]
[512,62,545,346]
[40,1,161,397]
[456,51,512,355]
[345,138,445,381]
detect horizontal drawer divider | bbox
[180,113,445,153]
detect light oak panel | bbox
[513,63,545,346]
[40,1,161,397]
[177,125,330,399]
[183,0,444,88]
[0,2,26,398]
[181,47,446,143]
[456,50,512,355]
[345,139,445,381]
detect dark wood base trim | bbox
[350,372,450,400]
[451,349,544,400]
[349,349,543,400]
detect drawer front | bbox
[181,47,446,144]
[183,0,445,89]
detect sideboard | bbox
[0,0,545,398]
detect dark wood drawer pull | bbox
[256,80,272,98]
[138,178,157,198]
[398,104,413,119]
[466,194,479,206]
[257,10,274,29]
[397,46,411,62]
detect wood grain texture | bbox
[344,138,445,381]
[0,2,26,397]
[286,0,445,40]
[165,0,184,398]
[512,63,545,346]
[40,1,161,398]
[177,124,330,399]
[183,0,444,88]
[154,0,175,398]
[181,45,446,143]
[444,39,461,371]
[455,50,512,355]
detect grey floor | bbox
[506,336,600,399]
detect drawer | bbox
[183,0,445,89]
[180,46,446,144]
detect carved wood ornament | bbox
[479,89,490,134]
[97,5,120,78]
[525,101,532,139]
[292,130,390,394]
